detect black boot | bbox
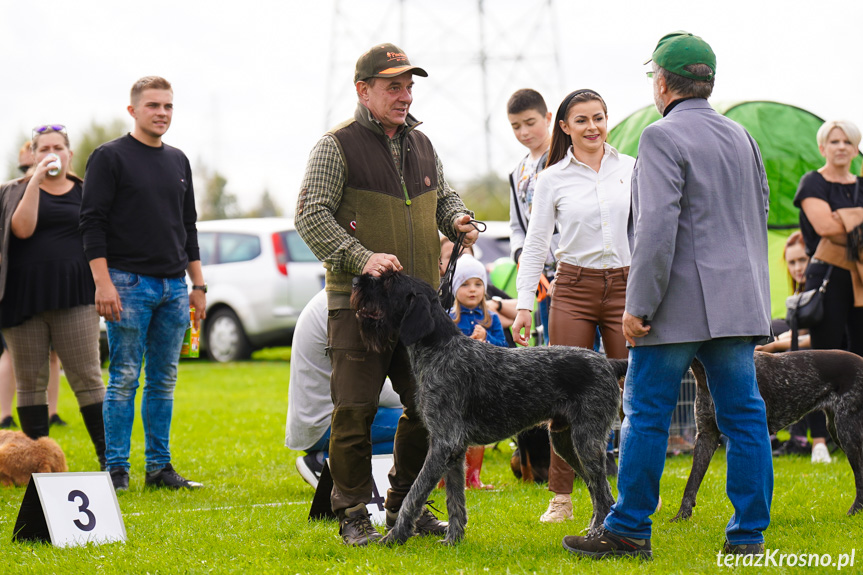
[80,402,107,471]
[17,404,50,440]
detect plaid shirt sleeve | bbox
[434,151,473,240]
[295,135,373,274]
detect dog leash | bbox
[438,219,486,310]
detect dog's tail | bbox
[607,358,628,380]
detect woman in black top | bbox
[0,125,106,468]
[793,119,863,463]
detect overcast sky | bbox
[2,0,862,215]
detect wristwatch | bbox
[491,296,503,312]
[192,284,208,294]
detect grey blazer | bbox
[626,98,771,345]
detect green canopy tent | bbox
[607,101,863,319]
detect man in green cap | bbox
[562,31,773,560]
[296,42,478,546]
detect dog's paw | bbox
[670,511,692,522]
[847,502,863,516]
[379,529,409,546]
[439,538,458,546]
[670,502,693,523]
[439,532,464,546]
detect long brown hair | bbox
[783,231,807,293]
[546,89,608,168]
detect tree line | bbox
[5,120,283,221]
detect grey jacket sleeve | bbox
[626,124,684,321]
[749,133,771,216]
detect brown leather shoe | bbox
[385,503,448,536]
[339,503,382,546]
[722,540,765,555]
[562,527,652,559]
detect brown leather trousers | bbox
[547,263,628,494]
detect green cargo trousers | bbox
[326,307,429,516]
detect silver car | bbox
[196,217,324,361]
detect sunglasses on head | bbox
[32,124,67,138]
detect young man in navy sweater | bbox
[80,76,206,492]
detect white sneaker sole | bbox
[296,456,320,488]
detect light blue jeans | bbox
[604,337,773,545]
[103,269,189,473]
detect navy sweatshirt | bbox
[80,134,200,278]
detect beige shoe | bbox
[540,493,573,523]
[811,443,832,464]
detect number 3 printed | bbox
[68,490,96,532]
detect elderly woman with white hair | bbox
[793,120,863,462]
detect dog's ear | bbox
[399,293,435,346]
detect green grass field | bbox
[2,356,861,574]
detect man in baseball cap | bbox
[562,30,773,560]
[295,43,477,546]
[354,42,428,83]
[644,30,715,82]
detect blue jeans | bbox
[309,406,401,455]
[605,337,772,545]
[103,270,189,473]
[537,297,550,346]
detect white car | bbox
[196,217,324,362]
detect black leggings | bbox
[804,262,863,356]
[789,411,827,438]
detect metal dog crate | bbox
[611,369,697,454]
[668,369,697,453]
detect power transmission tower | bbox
[324,0,563,182]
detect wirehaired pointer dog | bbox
[673,350,863,520]
[352,271,625,545]
[0,430,67,486]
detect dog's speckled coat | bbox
[352,271,624,545]
[674,349,863,520]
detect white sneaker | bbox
[296,454,323,487]
[811,443,832,464]
[540,493,573,523]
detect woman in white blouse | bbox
[512,89,635,523]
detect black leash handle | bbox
[438,219,486,310]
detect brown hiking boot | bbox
[385,503,448,536]
[562,527,652,559]
[339,503,382,546]
[723,541,765,555]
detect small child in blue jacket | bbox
[449,255,507,348]
[447,253,504,489]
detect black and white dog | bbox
[673,349,863,521]
[352,270,625,545]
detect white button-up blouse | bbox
[516,143,635,310]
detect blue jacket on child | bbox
[450,306,507,348]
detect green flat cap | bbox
[646,31,715,81]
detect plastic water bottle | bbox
[46,153,61,176]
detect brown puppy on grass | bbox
[0,430,67,486]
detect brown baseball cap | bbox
[354,43,428,83]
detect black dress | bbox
[0,183,95,328]
[792,171,863,355]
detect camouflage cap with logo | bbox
[355,43,428,83]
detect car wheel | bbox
[204,308,252,362]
